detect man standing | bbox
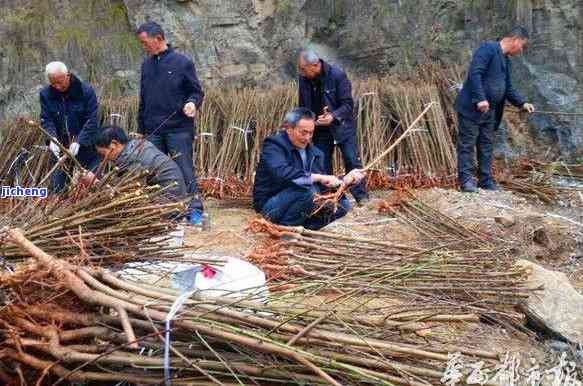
[136,21,204,223]
[40,61,100,192]
[455,26,535,192]
[253,108,364,230]
[297,50,369,204]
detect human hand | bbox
[316,106,334,126]
[69,142,80,156]
[79,171,98,187]
[522,103,535,113]
[477,100,490,113]
[343,169,366,186]
[318,175,343,188]
[183,102,197,118]
[49,141,61,157]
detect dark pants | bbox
[313,130,369,202]
[261,185,351,230]
[456,112,496,186]
[148,130,203,212]
[50,146,100,193]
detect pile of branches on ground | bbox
[0,119,52,188]
[96,66,463,200]
[1,224,530,386]
[245,218,530,329]
[0,166,187,265]
[493,159,583,205]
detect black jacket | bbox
[40,74,99,146]
[299,60,356,143]
[253,131,325,212]
[138,46,204,135]
[455,42,526,129]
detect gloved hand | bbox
[69,142,80,156]
[49,141,61,157]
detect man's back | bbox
[116,139,187,199]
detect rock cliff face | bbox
[0,0,581,158]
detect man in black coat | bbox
[136,21,204,222]
[455,26,535,192]
[297,50,369,204]
[253,108,364,230]
[40,61,100,192]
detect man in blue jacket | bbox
[297,50,369,204]
[40,61,100,192]
[455,26,535,192]
[136,21,205,223]
[253,107,365,230]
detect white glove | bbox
[49,141,61,157]
[69,142,80,156]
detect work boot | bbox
[478,180,500,191]
[459,180,478,193]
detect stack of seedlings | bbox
[245,218,529,328]
[494,159,583,205]
[0,119,53,188]
[377,190,498,249]
[1,226,531,386]
[0,165,187,265]
[94,72,459,200]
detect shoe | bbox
[188,209,203,225]
[459,181,478,193]
[478,181,500,191]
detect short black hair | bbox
[506,26,529,40]
[284,107,316,128]
[94,126,129,148]
[136,21,165,40]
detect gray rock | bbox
[517,260,583,345]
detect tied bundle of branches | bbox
[1,228,522,386]
[99,95,140,132]
[377,190,497,249]
[0,162,187,265]
[245,218,531,328]
[0,118,53,188]
[514,158,583,182]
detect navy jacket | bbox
[253,131,325,212]
[40,74,99,146]
[455,42,526,129]
[138,46,204,135]
[299,60,356,143]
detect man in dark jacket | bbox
[455,26,535,192]
[136,21,204,222]
[40,61,100,192]
[92,126,187,201]
[297,50,369,204]
[253,108,365,230]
